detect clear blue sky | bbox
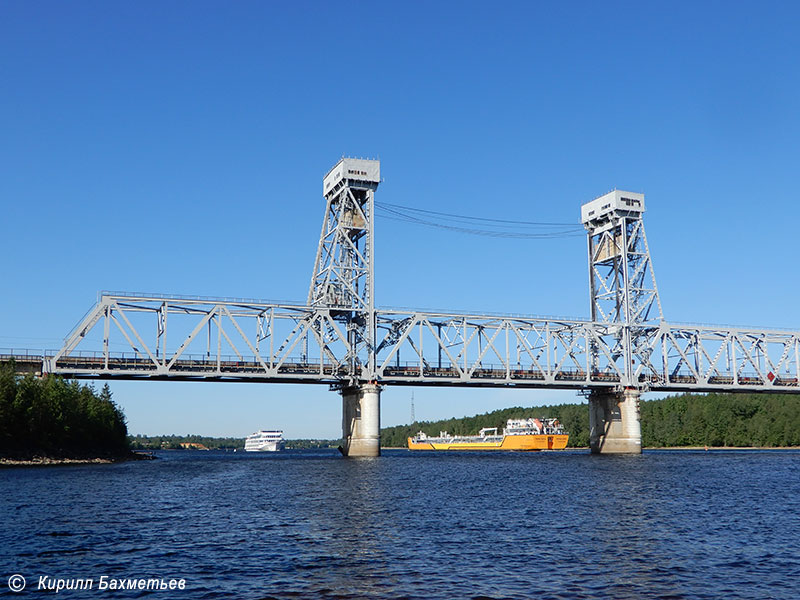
[2,1,799,438]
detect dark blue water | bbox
[2,449,799,599]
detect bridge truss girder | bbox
[46,293,355,383]
[374,311,799,392]
[39,293,799,393]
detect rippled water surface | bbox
[2,449,800,599]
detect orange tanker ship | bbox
[408,418,568,451]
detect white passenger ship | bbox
[244,430,285,452]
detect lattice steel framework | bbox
[307,158,379,380]
[26,295,798,393]
[582,190,664,383]
[583,190,662,326]
[5,160,794,395]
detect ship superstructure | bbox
[244,430,285,452]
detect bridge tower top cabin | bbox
[581,189,663,327]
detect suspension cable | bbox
[374,201,585,239]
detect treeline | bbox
[129,435,339,450]
[285,439,339,449]
[0,361,129,459]
[381,393,800,448]
[641,393,800,447]
[129,434,243,450]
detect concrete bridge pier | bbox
[340,383,381,457]
[589,388,642,454]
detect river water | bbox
[2,449,799,599]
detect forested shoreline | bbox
[380,393,800,448]
[129,434,243,450]
[128,435,338,450]
[0,361,130,460]
[381,402,590,448]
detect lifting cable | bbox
[374,201,585,239]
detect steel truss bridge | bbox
[4,158,799,454]
[5,296,798,394]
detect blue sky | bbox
[2,1,799,438]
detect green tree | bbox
[383,393,800,449]
[0,363,130,459]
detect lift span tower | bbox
[9,158,800,456]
